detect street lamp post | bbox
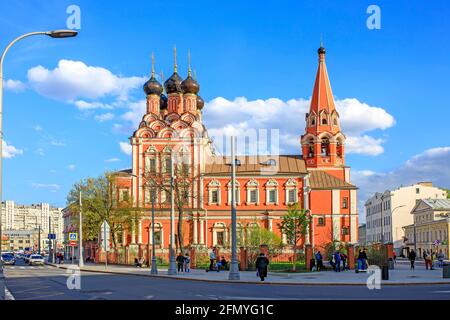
[150,190,158,274]
[168,154,177,275]
[79,190,84,267]
[0,29,77,300]
[228,136,240,280]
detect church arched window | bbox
[308,138,314,157]
[321,138,330,156]
[322,118,327,125]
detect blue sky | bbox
[1,0,449,216]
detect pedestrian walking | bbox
[255,253,269,281]
[315,251,323,272]
[334,250,341,272]
[208,247,216,271]
[393,251,397,264]
[424,250,433,270]
[176,252,185,273]
[357,248,368,271]
[408,249,416,270]
[184,253,191,273]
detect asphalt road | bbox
[4,259,450,300]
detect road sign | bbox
[101,220,110,252]
[69,233,78,241]
[69,240,77,246]
[48,233,56,240]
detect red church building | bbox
[113,46,358,254]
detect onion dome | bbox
[143,53,163,95]
[143,75,163,96]
[164,72,183,94]
[164,46,183,94]
[196,95,204,110]
[318,46,326,54]
[181,74,200,94]
[181,50,200,94]
[160,94,168,110]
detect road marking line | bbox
[22,292,65,300]
[432,291,450,294]
[14,286,51,293]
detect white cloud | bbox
[35,148,45,156]
[74,100,113,110]
[119,142,132,155]
[346,135,385,156]
[27,59,145,101]
[32,125,43,132]
[353,146,450,221]
[95,112,115,122]
[203,96,394,156]
[67,164,76,171]
[2,140,23,158]
[105,158,120,163]
[31,183,60,192]
[4,79,26,92]
[120,99,146,127]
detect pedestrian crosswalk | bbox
[8,266,46,270]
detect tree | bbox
[67,171,136,249]
[277,203,310,271]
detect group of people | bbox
[176,252,191,273]
[314,248,369,272]
[56,252,64,264]
[207,247,227,272]
[408,249,445,270]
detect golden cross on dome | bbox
[173,45,177,73]
[151,52,155,78]
[188,49,192,77]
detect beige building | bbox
[365,182,447,255]
[1,201,64,250]
[2,230,40,252]
[404,199,450,259]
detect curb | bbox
[45,263,450,287]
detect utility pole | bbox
[228,136,240,280]
[38,225,41,254]
[168,154,177,275]
[151,190,157,274]
[79,190,84,267]
[48,216,53,262]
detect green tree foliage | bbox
[67,171,136,249]
[277,203,310,271]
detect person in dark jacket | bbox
[340,252,348,271]
[334,250,341,272]
[357,248,368,270]
[315,251,323,272]
[255,253,269,281]
[176,252,185,272]
[408,250,416,270]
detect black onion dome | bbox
[181,75,200,94]
[164,72,183,94]
[196,95,204,110]
[160,94,168,110]
[143,75,163,96]
[318,46,326,54]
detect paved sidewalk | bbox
[47,260,450,286]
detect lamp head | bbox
[46,29,78,38]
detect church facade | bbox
[114,46,358,253]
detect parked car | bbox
[1,253,16,265]
[28,254,45,266]
[24,254,32,263]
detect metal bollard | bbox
[0,265,5,300]
[443,261,450,279]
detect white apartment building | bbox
[1,201,64,249]
[364,182,447,255]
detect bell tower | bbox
[301,45,346,168]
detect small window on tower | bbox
[318,217,325,226]
[322,118,327,125]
